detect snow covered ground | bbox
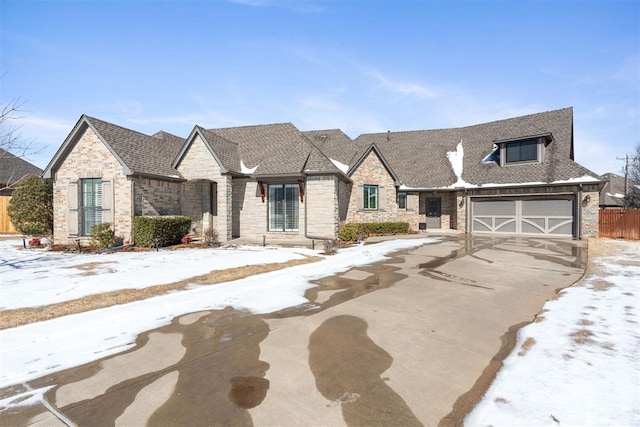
[1,236,638,426]
[467,239,640,426]
[0,237,437,389]
[0,240,311,309]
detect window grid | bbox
[81,178,102,236]
[364,185,378,210]
[398,192,407,210]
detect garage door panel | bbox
[474,200,515,215]
[548,219,573,235]
[523,199,572,216]
[472,197,574,236]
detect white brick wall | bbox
[52,126,133,244]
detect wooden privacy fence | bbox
[599,208,640,240]
[0,196,17,233]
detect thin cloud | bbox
[227,0,326,13]
[359,67,439,99]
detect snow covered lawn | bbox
[0,237,438,389]
[466,238,640,426]
[0,239,312,310]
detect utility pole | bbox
[616,155,629,204]
[617,153,640,208]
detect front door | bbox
[426,197,442,228]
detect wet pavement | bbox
[0,235,587,426]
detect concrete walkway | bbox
[2,235,587,426]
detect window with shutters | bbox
[363,185,378,210]
[268,184,299,231]
[81,178,103,235]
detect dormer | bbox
[493,133,554,166]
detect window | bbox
[505,139,538,163]
[398,192,407,210]
[268,184,299,231]
[81,178,102,235]
[363,185,378,210]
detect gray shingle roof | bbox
[0,148,43,185]
[353,107,600,188]
[207,123,340,175]
[302,129,358,166]
[86,116,184,179]
[195,127,241,172]
[600,173,638,207]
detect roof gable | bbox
[348,143,401,185]
[44,115,185,180]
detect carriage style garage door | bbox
[472,197,575,236]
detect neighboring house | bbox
[599,172,639,208]
[0,148,44,233]
[42,107,601,245]
[0,148,44,195]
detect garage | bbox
[471,197,575,236]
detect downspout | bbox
[304,175,337,242]
[465,190,469,234]
[577,184,583,240]
[130,179,136,245]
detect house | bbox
[599,172,639,208]
[0,148,44,233]
[42,107,601,245]
[0,148,44,196]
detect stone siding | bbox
[52,126,132,244]
[133,178,180,216]
[346,151,422,230]
[581,190,600,237]
[418,192,458,230]
[306,175,340,238]
[176,135,232,240]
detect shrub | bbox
[132,216,192,248]
[338,221,410,241]
[181,235,192,245]
[7,175,53,237]
[91,223,117,249]
[203,227,219,246]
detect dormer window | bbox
[505,138,538,163]
[494,134,552,166]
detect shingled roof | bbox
[0,148,43,189]
[353,107,600,189]
[202,123,341,176]
[44,116,185,180]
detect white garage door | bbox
[472,197,575,236]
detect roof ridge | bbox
[207,122,295,131]
[355,107,573,137]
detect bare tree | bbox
[629,141,640,183]
[0,96,35,160]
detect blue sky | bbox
[1,0,638,175]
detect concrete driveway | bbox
[3,235,587,427]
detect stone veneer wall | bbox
[418,191,458,230]
[133,178,180,216]
[52,126,132,244]
[346,151,421,230]
[305,175,340,238]
[234,179,266,240]
[176,135,232,241]
[581,190,600,237]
